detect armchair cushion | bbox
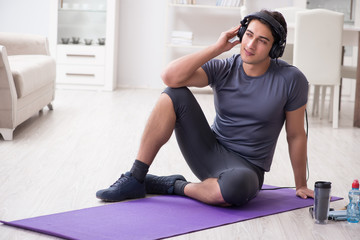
[9,55,56,98]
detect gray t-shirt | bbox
[202,54,308,171]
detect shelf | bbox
[166,0,241,63]
[57,43,106,47]
[59,8,106,13]
[169,3,240,10]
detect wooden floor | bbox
[0,88,359,239]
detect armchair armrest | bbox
[0,32,50,56]
[0,45,17,129]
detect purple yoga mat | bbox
[0,185,342,240]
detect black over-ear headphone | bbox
[237,11,286,59]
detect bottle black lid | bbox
[315,181,332,188]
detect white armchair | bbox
[0,32,56,140]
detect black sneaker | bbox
[96,172,145,202]
[145,174,186,195]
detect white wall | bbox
[0,0,51,36]
[117,0,167,89]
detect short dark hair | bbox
[256,9,287,44]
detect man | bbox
[96,9,314,206]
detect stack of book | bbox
[173,0,196,4]
[171,31,193,46]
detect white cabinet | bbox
[49,0,119,91]
[56,45,105,86]
[165,0,242,63]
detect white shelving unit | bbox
[165,0,242,63]
[49,0,119,91]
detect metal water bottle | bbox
[314,181,331,224]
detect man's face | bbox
[240,19,275,66]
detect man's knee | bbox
[163,87,191,103]
[163,87,194,109]
[217,168,260,206]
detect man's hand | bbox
[296,186,314,199]
[214,25,241,53]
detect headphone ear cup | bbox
[269,42,285,59]
[238,18,248,43]
[277,43,285,58]
[269,45,278,59]
[238,25,246,43]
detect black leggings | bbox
[163,87,264,206]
